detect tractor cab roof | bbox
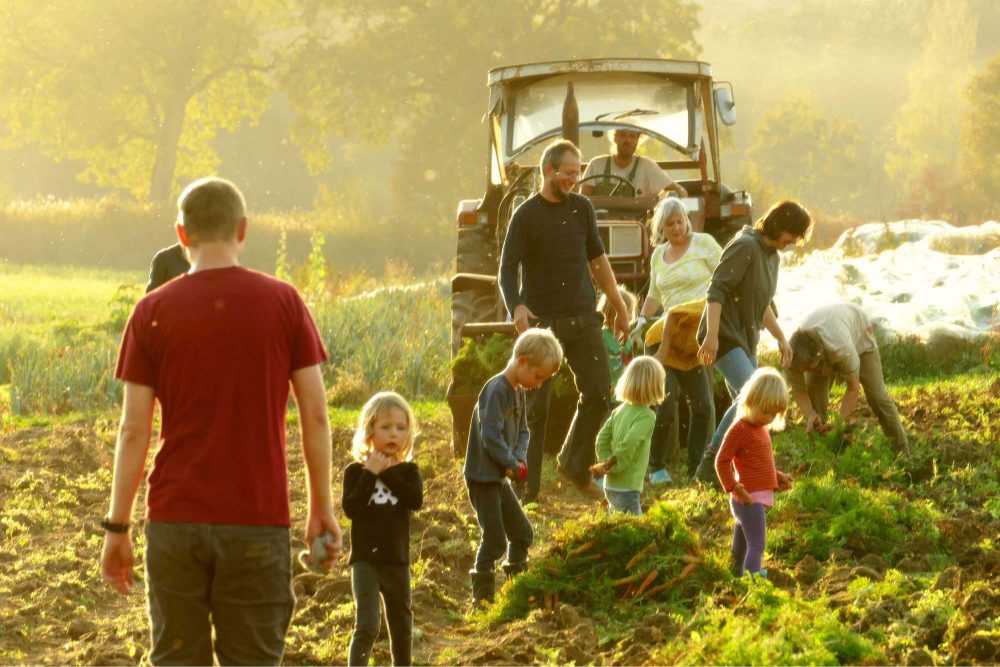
[486,58,718,166]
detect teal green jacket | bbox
[595,402,656,492]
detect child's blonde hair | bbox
[615,356,666,405]
[512,327,563,370]
[736,368,789,422]
[352,391,418,462]
[598,286,636,332]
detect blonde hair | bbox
[649,196,692,246]
[598,286,636,332]
[512,327,563,370]
[615,356,666,406]
[736,368,789,421]
[351,391,418,462]
[176,176,246,246]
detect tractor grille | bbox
[599,224,643,257]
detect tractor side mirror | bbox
[714,84,737,126]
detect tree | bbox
[281,0,702,266]
[0,1,289,202]
[960,50,1000,220]
[742,93,868,216]
[884,0,977,218]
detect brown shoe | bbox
[556,463,604,500]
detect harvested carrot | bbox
[545,564,559,575]
[625,544,655,570]
[612,573,642,587]
[553,591,560,606]
[623,583,636,599]
[680,554,700,565]
[643,582,670,597]
[568,540,596,557]
[678,562,697,580]
[542,589,552,610]
[635,569,659,596]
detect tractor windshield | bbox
[501,72,701,162]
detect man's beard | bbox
[545,182,568,202]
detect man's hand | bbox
[804,413,831,435]
[363,451,393,475]
[613,304,630,344]
[512,304,537,335]
[100,532,135,595]
[697,334,719,367]
[732,482,753,505]
[305,510,343,571]
[777,338,793,368]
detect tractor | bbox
[449,58,751,454]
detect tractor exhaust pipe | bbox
[562,81,579,147]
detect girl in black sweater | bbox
[343,392,423,667]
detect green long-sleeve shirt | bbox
[595,402,657,492]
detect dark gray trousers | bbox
[348,561,412,667]
[467,479,533,573]
[145,521,294,666]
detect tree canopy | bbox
[281,0,702,262]
[960,50,1000,219]
[0,0,291,202]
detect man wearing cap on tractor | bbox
[579,129,687,198]
[785,302,910,456]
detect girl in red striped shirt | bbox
[715,367,794,577]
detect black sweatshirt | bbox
[498,192,606,319]
[342,461,423,565]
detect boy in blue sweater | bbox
[463,328,563,605]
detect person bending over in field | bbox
[785,302,909,455]
[100,176,342,665]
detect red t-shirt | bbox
[714,418,780,495]
[115,267,327,526]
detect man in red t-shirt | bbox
[99,177,342,665]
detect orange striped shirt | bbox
[715,419,780,494]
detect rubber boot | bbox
[693,447,722,489]
[501,560,528,581]
[469,570,495,605]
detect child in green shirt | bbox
[598,286,637,390]
[591,356,666,515]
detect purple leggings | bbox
[730,498,767,575]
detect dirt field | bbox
[1,380,999,665]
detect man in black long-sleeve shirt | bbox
[498,139,630,501]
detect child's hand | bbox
[732,483,753,505]
[363,452,392,475]
[777,472,793,491]
[589,456,616,476]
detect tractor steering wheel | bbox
[577,174,636,198]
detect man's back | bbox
[116,266,327,525]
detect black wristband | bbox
[101,517,130,534]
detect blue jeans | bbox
[710,347,758,450]
[605,488,642,515]
[730,498,768,575]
